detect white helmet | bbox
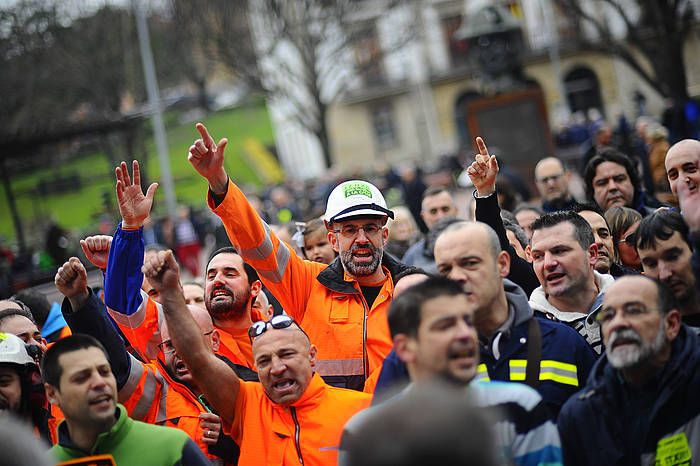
[0,332,36,367]
[324,180,394,224]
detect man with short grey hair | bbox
[559,275,700,465]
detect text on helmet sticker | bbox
[343,182,372,198]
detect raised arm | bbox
[187,123,319,319]
[104,160,158,316]
[468,137,539,295]
[468,137,509,249]
[55,257,131,390]
[143,250,240,425]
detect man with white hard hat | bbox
[187,123,413,390]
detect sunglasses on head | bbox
[248,314,302,342]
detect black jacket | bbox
[558,326,700,465]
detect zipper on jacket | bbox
[361,298,369,380]
[290,407,304,465]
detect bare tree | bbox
[182,0,411,168]
[556,0,695,105]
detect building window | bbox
[371,103,397,150]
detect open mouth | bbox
[352,250,374,262]
[211,288,232,301]
[175,360,189,376]
[448,346,477,366]
[89,394,113,408]
[272,379,297,393]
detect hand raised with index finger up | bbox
[466,136,499,197]
[188,123,229,194]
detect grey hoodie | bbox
[528,271,614,355]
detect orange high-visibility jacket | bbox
[226,373,370,466]
[118,354,234,463]
[107,290,255,369]
[210,183,412,390]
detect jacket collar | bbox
[290,372,327,409]
[529,271,614,322]
[504,279,534,327]
[57,404,129,455]
[268,373,328,437]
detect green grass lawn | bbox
[0,103,274,244]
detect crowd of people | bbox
[1,115,700,465]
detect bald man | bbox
[665,139,700,199]
[433,221,596,417]
[534,157,577,212]
[145,249,371,465]
[666,139,700,303]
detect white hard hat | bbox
[324,180,394,224]
[0,332,36,367]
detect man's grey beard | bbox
[341,243,383,276]
[606,319,667,369]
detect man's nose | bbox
[543,251,558,269]
[448,268,468,284]
[270,357,287,375]
[658,261,673,281]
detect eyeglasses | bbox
[159,331,214,354]
[595,303,652,325]
[333,224,382,238]
[248,314,307,342]
[537,173,564,184]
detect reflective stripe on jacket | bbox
[119,354,235,463]
[210,182,411,389]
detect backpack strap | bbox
[525,317,542,388]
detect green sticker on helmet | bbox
[343,182,372,198]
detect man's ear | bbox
[588,243,599,267]
[250,280,262,299]
[665,309,682,340]
[328,230,340,253]
[45,383,60,406]
[308,344,318,368]
[210,329,221,353]
[525,244,533,262]
[393,334,417,365]
[497,250,511,278]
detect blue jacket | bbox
[558,326,700,466]
[374,280,597,418]
[476,280,596,418]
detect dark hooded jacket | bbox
[559,326,700,465]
